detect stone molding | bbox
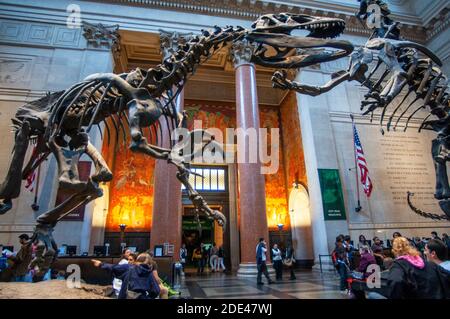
[100,0,429,43]
[0,224,35,232]
[0,87,47,102]
[230,40,254,68]
[0,18,83,49]
[82,21,120,53]
[425,7,450,42]
[159,29,194,60]
[348,221,449,230]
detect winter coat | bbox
[10,244,32,277]
[357,252,377,277]
[101,263,160,299]
[386,255,448,299]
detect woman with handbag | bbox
[284,244,296,280]
[92,253,160,299]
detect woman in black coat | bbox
[386,237,447,299]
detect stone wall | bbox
[0,5,114,252]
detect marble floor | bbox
[175,269,349,299]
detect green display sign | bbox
[182,219,213,230]
[318,169,347,220]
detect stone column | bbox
[149,31,192,258]
[295,69,349,269]
[231,41,271,277]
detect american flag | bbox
[25,170,36,192]
[25,144,39,192]
[353,123,373,197]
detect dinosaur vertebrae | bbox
[139,25,246,98]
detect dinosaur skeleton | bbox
[0,13,353,280]
[272,1,450,221]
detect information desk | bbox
[53,256,174,285]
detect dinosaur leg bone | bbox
[31,178,103,281]
[85,141,113,183]
[175,165,226,230]
[0,121,30,214]
[48,135,86,192]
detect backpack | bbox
[331,250,339,269]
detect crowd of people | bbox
[0,234,44,282]
[331,231,450,299]
[92,248,174,299]
[190,242,226,274]
[255,238,296,285]
[2,231,450,299]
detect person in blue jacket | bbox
[92,253,160,299]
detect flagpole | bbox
[350,114,362,212]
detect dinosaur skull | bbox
[252,13,346,38]
[247,13,354,69]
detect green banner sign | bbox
[318,169,347,220]
[182,219,213,230]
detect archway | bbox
[288,184,314,266]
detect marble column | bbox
[149,31,192,258]
[231,41,271,277]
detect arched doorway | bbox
[288,183,314,267]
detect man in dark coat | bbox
[9,234,32,281]
[256,238,273,285]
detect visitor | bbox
[179,244,187,273]
[210,243,219,272]
[443,233,450,250]
[424,239,450,272]
[332,236,349,292]
[285,244,296,280]
[431,231,441,241]
[357,245,376,278]
[203,243,211,271]
[385,237,447,299]
[112,248,132,297]
[271,244,283,280]
[201,243,209,273]
[192,245,203,274]
[366,257,394,299]
[217,245,226,272]
[127,253,137,263]
[344,235,355,269]
[357,235,368,250]
[412,237,425,258]
[0,244,7,274]
[148,255,169,299]
[392,232,402,239]
[9,234,32,282]
[371,237,383,254]
[371,237,384,268]
[333,236,349,293]
[92,253,160,299]
[256,238,273,285]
